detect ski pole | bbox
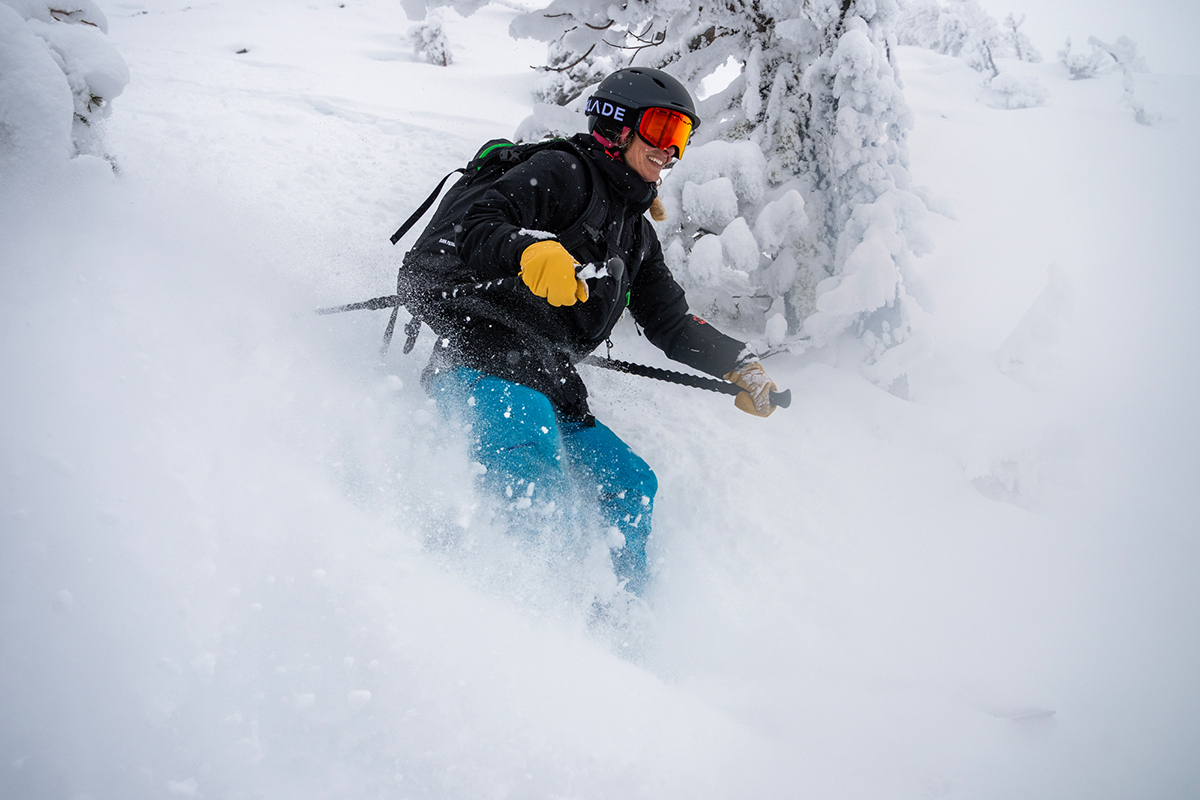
[311,278,521,317]
[315,295,401,315]
[581,355,791,409]
[315,258,619,315]
[420,257,622,300]
[312,262,791,410]
[427,275,522,299]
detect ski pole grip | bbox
[770,389,792,409]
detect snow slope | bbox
[2,2,1198,798]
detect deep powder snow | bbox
[1,2,1198,798]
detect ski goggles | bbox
[636,107,694,159]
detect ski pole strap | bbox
[389,169,465,246]
[401,316,422,354]
[581,355,792,409]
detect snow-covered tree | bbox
[1089,36,1157,126]
[1003,13,1040,63]
[1057,37,1115,80]
[897,0,998,74]
[512,1,931,377]
[898,1,1047,110]
[0,0,129,167]
[897,0,1043,74]
[1056,37,1118,80]
[499,0,642,105]
[410,10,453,66]
[1057,36,1156,124]
[773,4,930,371]
[528,35,625,106]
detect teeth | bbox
[648,156,664,166]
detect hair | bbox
[649,197,667,221]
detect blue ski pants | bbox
[426,366,656,594]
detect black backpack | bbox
[383,137,613,355]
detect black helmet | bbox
[586,67,701,143]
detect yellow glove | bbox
[724,361,777,417]
[519,241,589,307]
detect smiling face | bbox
[622,132,674,184]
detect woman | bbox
[405,67,778,595]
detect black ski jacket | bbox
[411,133,745,421]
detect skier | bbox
[407,67,779,595]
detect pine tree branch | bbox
[603,29,666,53]
[539,43,597,72]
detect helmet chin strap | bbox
[592,128,631,160]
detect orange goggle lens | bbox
[637,107,693,159]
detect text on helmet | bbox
[586,98,628,122]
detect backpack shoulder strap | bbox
[391,138,565,247]
[389,168,465,245]
[550,139,613,259]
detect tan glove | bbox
[519,241,589,306]
[724,361,777,417]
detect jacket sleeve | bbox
[455,151,590,279]
[628,220,747,378]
